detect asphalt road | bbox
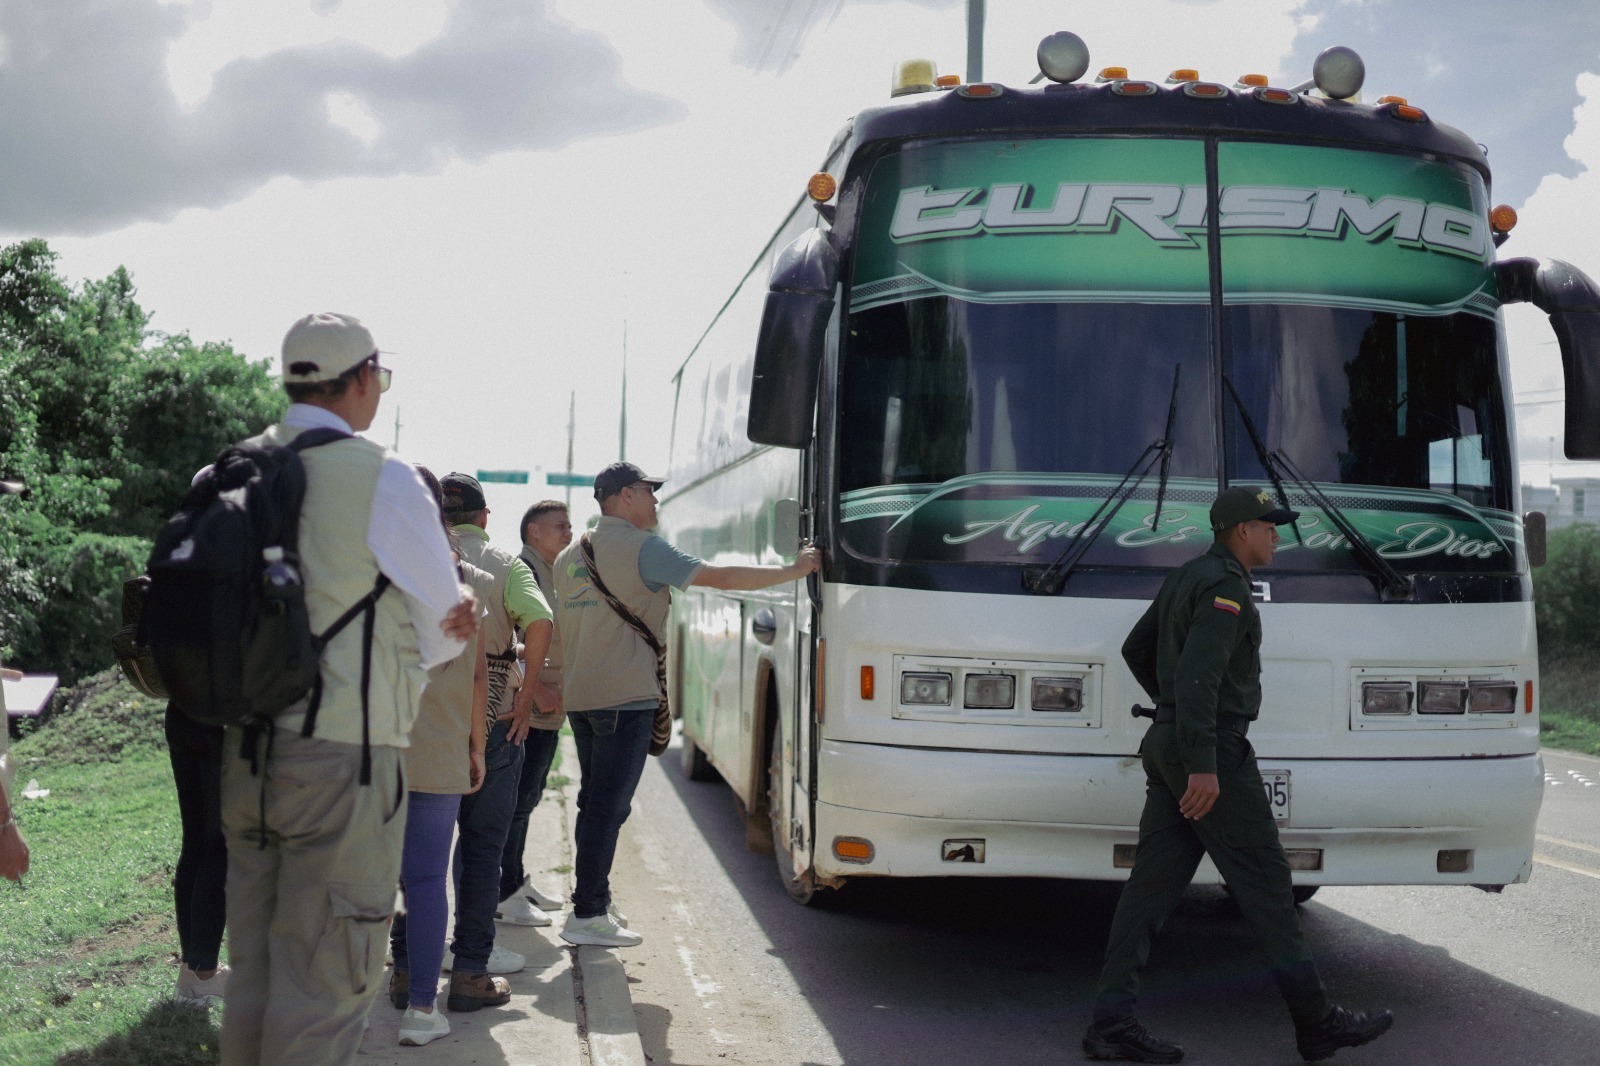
[607,741,1600,1066]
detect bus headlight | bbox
[900,672,952,706]
[1361,681,1413,715]
[964,674,1015,709]
[1468,680,1517,714]
[1418,680,1468,714]
[1032,677,1084,712]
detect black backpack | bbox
[135,427,390,778]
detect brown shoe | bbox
[447,970,510,1012]
[389,969,409,1010]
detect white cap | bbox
[281,312,378,383]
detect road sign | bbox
[477,470,529,484]
[546,472,593,487]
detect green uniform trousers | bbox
[1093,723,1330,1027]
[219,727,407,1066]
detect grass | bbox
[0,736,217,1066]
[1538,656,1600,757]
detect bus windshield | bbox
[835,136,1516,577]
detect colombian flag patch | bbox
[1212,596,1241,615]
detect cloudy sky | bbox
[2,0,1597,538]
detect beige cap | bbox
[281,312,378,383]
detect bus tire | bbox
[769,737,818,905]
[680,730,717,782]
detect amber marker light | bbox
[1237,73,1269,87]
[1525,679,1534,714]
[860,665,875,700]
[1491,205,1519,234]
[807,172,837,203]
[1167,68,1200,83]
[1097,66,1128,82]
[936,73,961,88]
[1391,103,1427,122]
[1376,94,1408,105]
[833,837,875,863]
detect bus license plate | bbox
[1261,769,1290,827]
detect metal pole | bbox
[967,0,985,82]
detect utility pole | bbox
[619,322,628,463]
[565,391,576,509]
[967,0,985,82]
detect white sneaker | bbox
[176,963,230,1005]
[441,943,525,974]
[518,876,565,912]
[609,903,629,929]
[398,1006,451,1046]
[495,894,552,927]
[560,911,643,948]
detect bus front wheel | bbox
[769,738,818,905]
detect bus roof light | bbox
[1312,45,1365,100]
[1037,31,1091,84]
[1166,68,1200,84]
[1490,205,1519,234]
[1237,73,1269,88]
[935,73,961,88]
[1376,94,1408,105]
[957,83,1005,99]
[892,58,939,98]
[1110,80,1159,97]
[1183,82,1229,99]
[1096,66,1128,83]
[807,172,837,203]
[1255,86,1300,106]
[1390,102,1428,122]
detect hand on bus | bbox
[1179,772,1220,820]
[794,544,822,576]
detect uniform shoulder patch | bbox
[1212,595,1241,615]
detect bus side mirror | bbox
[1524,510,1547,569]
[772,498,801,555]
[749,228,837,449]
[1497,257,1600,459]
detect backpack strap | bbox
[300,574,392,786]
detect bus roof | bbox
[846,81,1490,186]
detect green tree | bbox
[0,239,283,682]
[1533,522,1600,658]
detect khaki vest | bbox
[455,529,521,723]
[263,424,425,748]
[405,560,491,793]
[554,517,669,713]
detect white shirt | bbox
[282,405,466,669]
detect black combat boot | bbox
[1295,1005,1394,1061]
[1082,1016,1184,1063]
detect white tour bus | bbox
[660,36,1600,904]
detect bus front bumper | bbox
[810,740,1543,887]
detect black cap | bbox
[440,472,487,514]
[594,461,665,501]
[1210,486,1299,531]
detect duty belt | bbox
[1135,703,1253,736]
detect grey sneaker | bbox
[176,963,230,1006]
[560,911,643,948]
[518,876,565,912]
[496,894,553,927]
[398,1006,451,1046]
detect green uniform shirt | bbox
[1121,541,1262,775]
[452,524,551,628]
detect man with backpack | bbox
[214,313,478,1066]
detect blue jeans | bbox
[164,704,228,972]
[569,706,655,919]
[499,728,561,902]
[448,718,524,972]
[391,791,462,1007]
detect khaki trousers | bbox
[219,727,407,1066]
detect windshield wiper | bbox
[1025,365,1181,596]
[1221,374,1413,601]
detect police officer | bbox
[1082,488,1393,1064]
